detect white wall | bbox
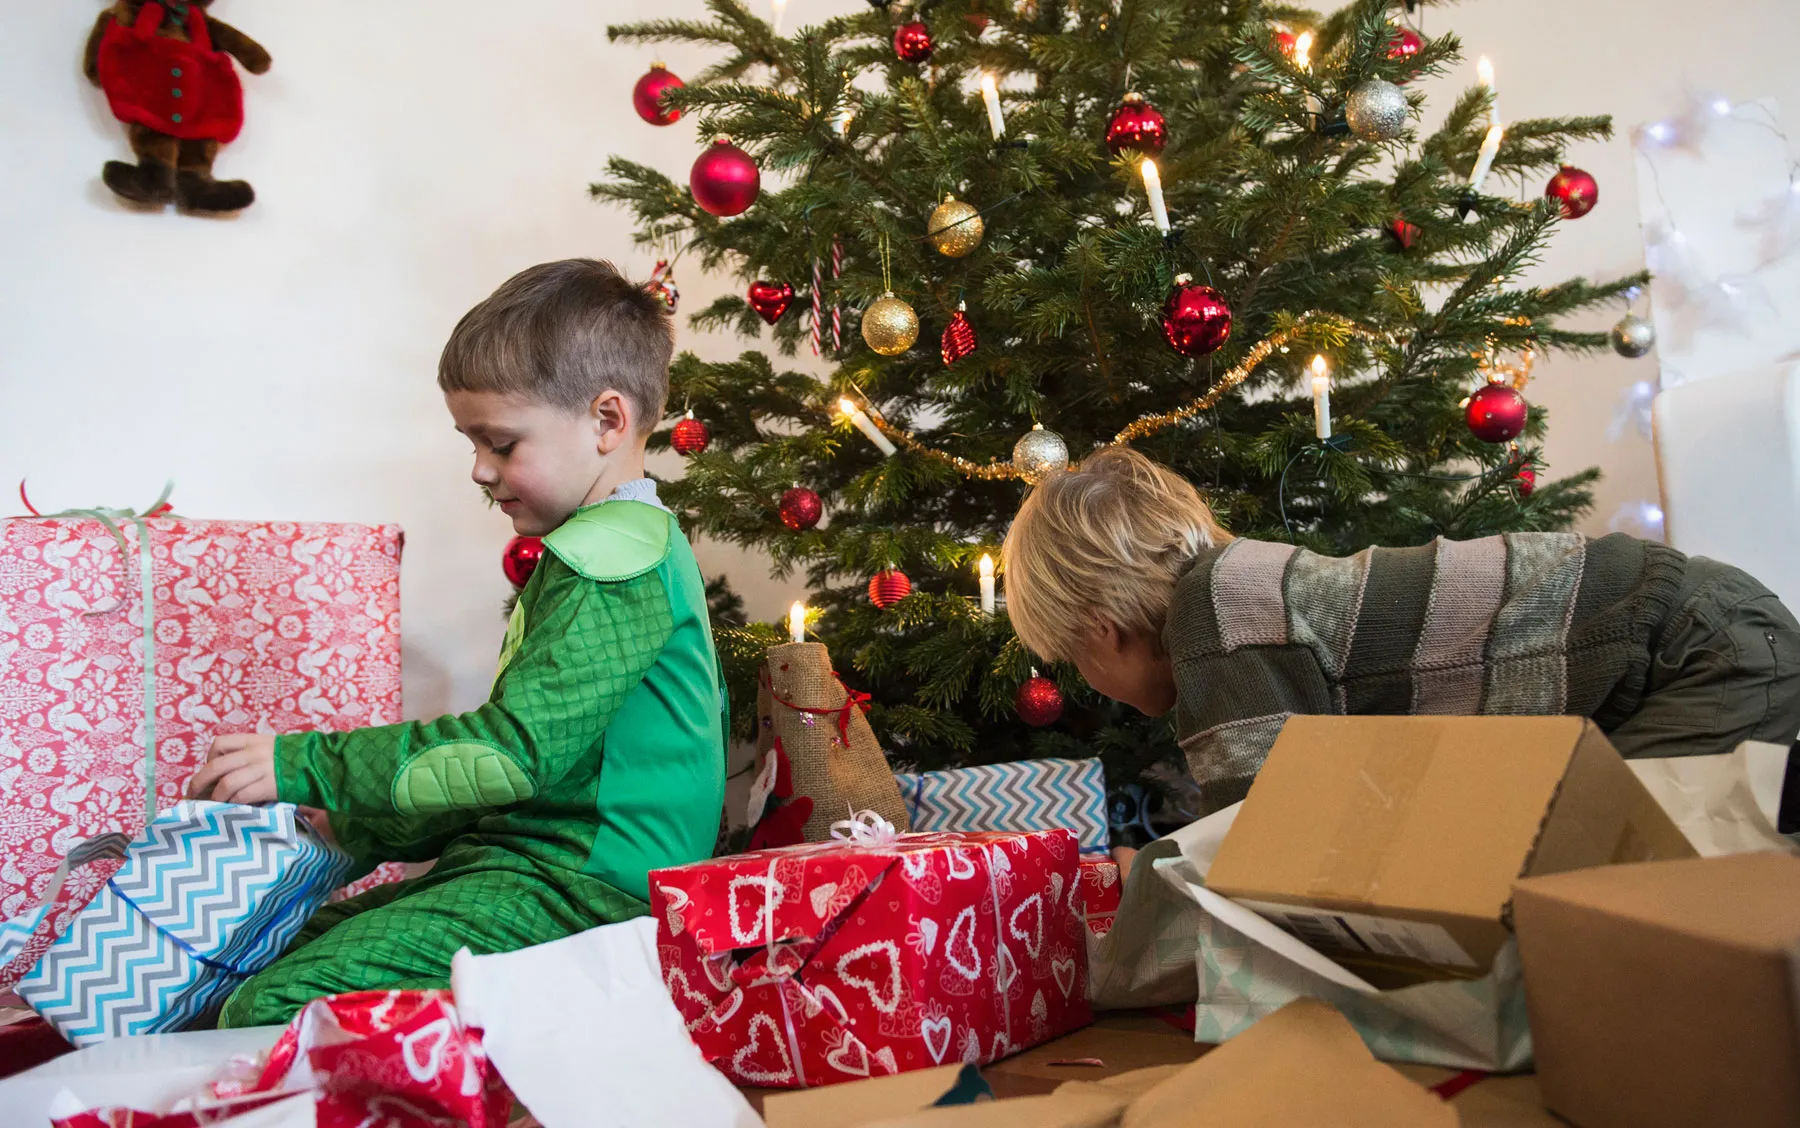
[4,0,1797,723]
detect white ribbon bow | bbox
[829,808,901,849]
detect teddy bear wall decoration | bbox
[83,0,270,213]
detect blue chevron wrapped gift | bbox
[11,800,351,1047]
[893,757,1112,855]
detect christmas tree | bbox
[594,0,1645,823]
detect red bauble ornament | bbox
[1465,383,1530,443]
[1016,675,1064,727]
[690,136,761,217]
[1274,29,1297,55]
[941,305,978,365]
[747,280,794,325]
[1387,27,1423,61]
[1387,216,1420,251]
[778,487,822,531]
[1161,274,1233,357]
[893,21,934,63]
[632,63,685,126]
[1514,463,1537,497]
[502,535,545,588]
[868,568,912,609]
[1545,165,1598,220]
[671,412,709,455]
[1106,92,1168,157]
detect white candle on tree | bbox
[980,73,1006,141]
[1311,354,1332,440]
[788,601,806,643]
[771,0,787,34]
[839,397,898,456]
[1141,159,1171,234]
[978,554,996,616]
[1468,123,1505,193]
[1294,32,1320,120]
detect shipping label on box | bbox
[651,827,1090,1088]
[0,517,406,945]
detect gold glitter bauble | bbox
[926,195,984,258]
[1011,424,1069,484]
[861,291,920,355]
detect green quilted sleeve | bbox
[276,556,676,818]
[323,809,473,868]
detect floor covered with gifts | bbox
[3,1000,1557,1127]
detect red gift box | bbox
[0,514,407,977]
[50,990,510,1128]
[1078,858,1122,939]
[651,824,1092,1088]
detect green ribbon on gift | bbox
[24,481,178,825]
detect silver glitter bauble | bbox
[1012,424,1069,484]
[1610,313,1656,359]
[1344,79,1408,142]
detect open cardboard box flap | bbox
[1203,716,1696,978]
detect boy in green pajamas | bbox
[189,259,726,1027]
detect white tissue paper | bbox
[450,917,762,1128]
[1627,741,1797,857]
[0,1025,284,1126]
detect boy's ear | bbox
[590,389,634,454]
[1089,615,1127,657]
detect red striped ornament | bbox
[941,305,978,366]
[868,568,912,609]
[830,239,844,353]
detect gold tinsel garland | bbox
[867,311,1392,481]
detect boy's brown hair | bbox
[1002,446,1232,663]
[438,258,674,432]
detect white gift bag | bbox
[1626,741,1797,857]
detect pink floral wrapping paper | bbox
[0,516,408,980]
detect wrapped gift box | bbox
[893,758,1111,856]
[1078,859,1121,938]
[14,801,352,1046]
[651,825,1091,1088]
[42,990,510,1128]
[0,515,406,937]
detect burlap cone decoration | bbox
[748,642,910,845]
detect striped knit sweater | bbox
[1165,531,1688,813]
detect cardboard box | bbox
[1111,999,1456,1127]
[1513,852,1800,1128]
[763,1001,1454,1128]
[1205,716,1696,981]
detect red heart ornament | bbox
[748,280,794,325]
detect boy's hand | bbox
[189,734,280,805]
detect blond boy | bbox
[1004,447,1800,814]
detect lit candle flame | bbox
[979,73,1006,140]
[979,554,994,578]
[1293,31,1313,71]
[1311,355,1328,379]
[1477,57,1494,88]
[838,397,856,416]
[788,601,806,643]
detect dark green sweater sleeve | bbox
[274,557,673,820]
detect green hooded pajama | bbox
[218,489,726,1027]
